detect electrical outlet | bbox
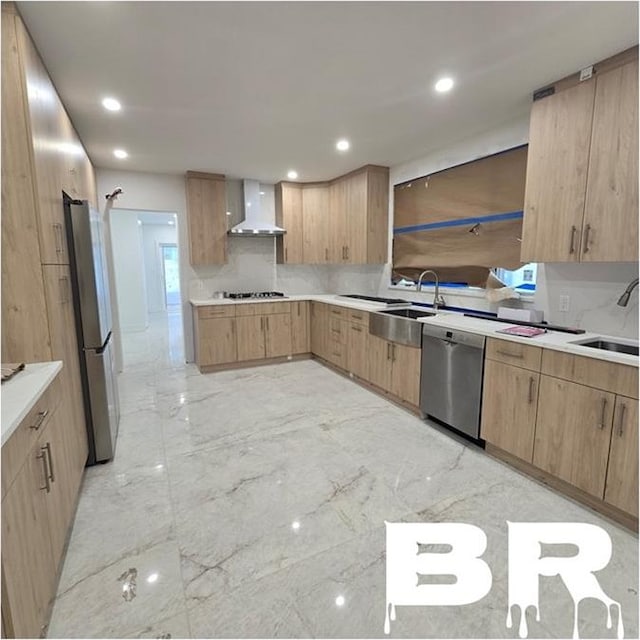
[559,294,570,312]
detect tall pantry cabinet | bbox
[2,3,94,636]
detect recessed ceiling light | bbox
[102,97,121,111]
[336,139,350,152]
[113,149,128,159]
[287,170,298,180]
[434,77,454,93]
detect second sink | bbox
[571,338,639,356]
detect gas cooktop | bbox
[226,291,287,299]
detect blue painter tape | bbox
[393,210,523,235]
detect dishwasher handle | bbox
[422,324,486,350]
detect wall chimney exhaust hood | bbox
[228,180,286,237]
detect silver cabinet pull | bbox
[497,349,523,359]
[30,410,49,430]
[391,344,396,362]
[346,246,350,260]
[285,247,288,262]
[387,343,391,360]
[266,317,269,330]
[528,377,535,404]
[583,224,591,254]
[37,448,50,493]
[297,303,301,317]
[44,442,55,483]
[599,397,607,429]
[59,276,70,304]
[325,248,329,261]
[617,403,627,437]
[569,225,577,254]
[351,326,362,333]
[53,223,64,255]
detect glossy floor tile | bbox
[48,311,638,638]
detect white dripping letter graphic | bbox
[507,522,624,639]
[384,522,492,634]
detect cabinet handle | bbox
[582,224,591,254]
[391,344,396,362]
[387,343,391,360]
[528,377,535,404]
[568,225,577,255]
[599,397,607,429]
[38,448,51,493]
[346,246,349,260]
[617,403,627,437]
[266,317,269,330]
[59,276,70,304]
[496,349,523,359]
[297,303,301,317]
[285,247,288,262]
[325,248,329,261]
[44,442,55,483]
[351,326,362,332]
[352,314,362,320]
[53,223,64,254]
[30,410,49,430]
[260,317,264,331]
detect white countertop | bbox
[189,295,639,368]
[1,361,62,447]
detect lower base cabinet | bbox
[196,317,237,366]
[347,322,368,379]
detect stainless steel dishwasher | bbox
[420,325,486,439]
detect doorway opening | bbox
[160,243,181,308]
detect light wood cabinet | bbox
[185,172,227,266]
[195,317,237,366]
[521,48,638,262]
[275,183,303,264]
[481,360,539,462]
[291,301,310,354]
[605,396,638,517]
[329,179,348,262]
[264,314,292,358]
[236,316,265,361]
[533,376,615,498]
[367,334,393,393]
[302,185,329,263]
[347,322,368,379]
[310,302,328,360]
[389,343,421,406]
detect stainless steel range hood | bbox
[228,179,286,237]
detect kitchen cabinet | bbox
[389,343,421,406]
[185,172,227,266]
[328,179,348,262]
[264,313,292,358]
[481,359,539,462]
[291,301,310,354]
[302,185,329,264]
[521,48,638,262]
[327,316,348,369]
[275,183,303,264]
[367,334,392,391]
[347,322,368,379]
[604,396,638,517]
[310,302,328,360]
[533,376,615,498]
[236,316,265,362]
[194,316,237,367]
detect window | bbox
[494,263,537,292]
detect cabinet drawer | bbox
[328,318,347,345]
[541,349,638,399]
[235,302,291,316]
[348,310,368,325]
[328,305,346,319]
[197,305,236,319]
[486,338,542,371]
[2,374,61,500]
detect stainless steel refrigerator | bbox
[64,197,120,464]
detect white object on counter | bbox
[497,307,544,323]
[1,361,62,446]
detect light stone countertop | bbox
[1,361,62,447]
[189,295,639,367]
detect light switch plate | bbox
[559,294,570,312]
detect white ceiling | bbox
[17,2,638,183]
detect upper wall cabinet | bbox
[521,48,638,263]
[275,165,389,265]
[185,171,227,266]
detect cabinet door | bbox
[533,376,614,497]
[390,343,421,406]
[197,317,237,365]
[368,335,392,392]
[275,183,303,263]
[582,60,639,262]
[42,265,88,469]
[1,440,56,639]
[302,186,329,263]
[291,301,310,354]
[605,397,638,516]
[235,316,265,361]
[347,322,368,379]
[265,314,292,358]
[521,81,595,262]
[310,302,327,358]
[365,168,389,264]
[185,175,227,266]
[345,171,368,263]
[328,180,348,263]
[481,360,539,461]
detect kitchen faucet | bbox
[416,270,445,311]
[617,278,639,307]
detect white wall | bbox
[110,210,148,332]
[141,223,178,313]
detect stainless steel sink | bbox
[369,308,436,347]
[571,338,639,356]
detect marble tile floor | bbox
[47,311,638,638]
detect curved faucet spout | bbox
[416,270,445,311]
[617,278,639,307]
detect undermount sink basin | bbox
[370,307,436,347]
[571,338,639,356]
[379,308,437,319]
